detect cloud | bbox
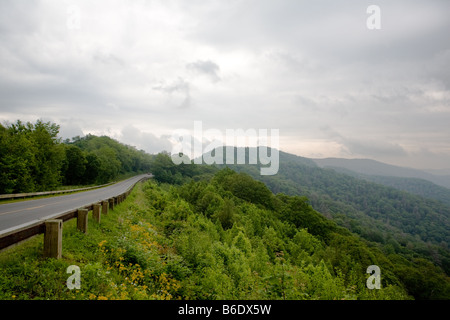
[120,125,173,154]
[93,51,125,67]
[0,0,449,170]
[57,119,84,140]
[186,60,221,82]
[321,127,407,159]
[342,138,408,158]
[152,77,191,109]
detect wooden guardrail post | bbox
[93,203,101,223]
[77,209,88,233]
[44,219,63,259]
[102,200,108,216]
[0,175,151,253]
[109,198,114,210]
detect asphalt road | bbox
[0,174,151,235]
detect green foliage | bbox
[392,258,450,299]
[0,120,154,194]
[0,120,64,193]
[30,120,65,190]
[146,172,416,299]
[151,152,182,184]
[277,194,338,241]
[84,152,102,184]
[150,152,217,185]
[0,174,416,300]
[220,148,450,297]
[2,131,448,300]
[70,134,153,184]
[62,145,87,185]
[215,198,235,230]
[218,170,274,209]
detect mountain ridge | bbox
[313,157,450,189]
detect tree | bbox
[84,152,101,184]
[95,146,121,183]
[0,120,64,193]
[0,123,35,193]
[62,145,86,185]
[278,195,337,241]
[151,152,178,184]
[28,120,65,191]
[215,198,235,230]
[217,171,274,209]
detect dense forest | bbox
[315,164,450,207]
[148,153,450,299]
[138,168,412,299]
[0,120,153,194]
[199,147,450,298]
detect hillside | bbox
[1,164,417,300]
[212,148,450,243]
[323,167,450,207]
[201,147,450,298]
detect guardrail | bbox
[0,175,152,258]
[0,182,117,201]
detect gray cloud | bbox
[152,77,191,109]
[93,51,125,67]
[120,125,173,154]
[186,60,221,82]
[342,138,408,158]
[57,118,84,140]
[0,0,449,170]
[320,126,408,161]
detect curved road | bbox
[0,174,151,235]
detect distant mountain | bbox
[310,160,450,206]
[313,158,450,189]
[425,168,450,176]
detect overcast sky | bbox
[1,0,449,170]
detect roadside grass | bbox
[0,180,179,300]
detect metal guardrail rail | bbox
[0,182,116,200]
[0,174,152,254]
